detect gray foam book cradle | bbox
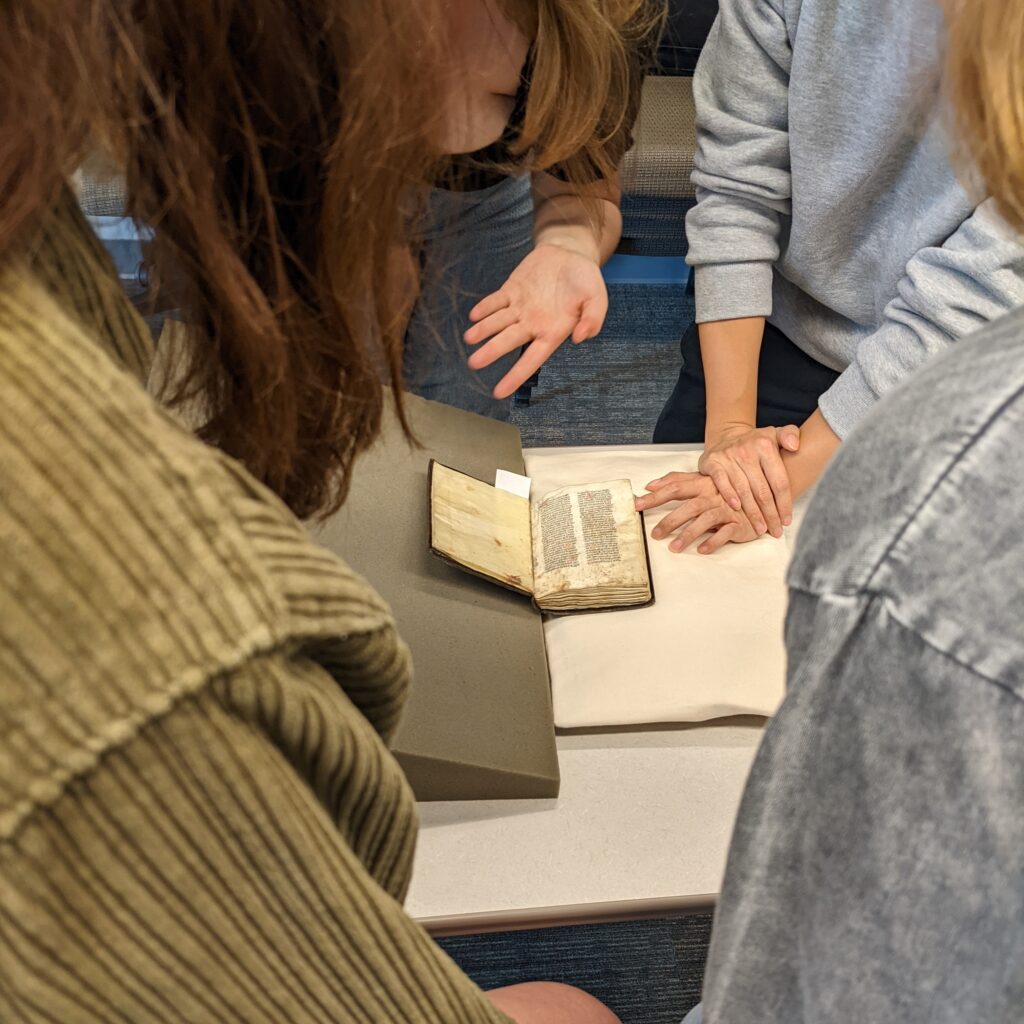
[313,393,560,802]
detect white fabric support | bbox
[524,444,803,729]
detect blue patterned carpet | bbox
[511,281,692,447]
[440,915,710,1024]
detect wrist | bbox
[533,231,601,264]
[781,409,841,500]
[704,419,755,446]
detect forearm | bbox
[782,408,840,500]
[699,316,765,440]
[532,193,621,265]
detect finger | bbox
[698,522,740,555]
[636,481,688,511]
[468,291,510,323]
[649,497,722,539]
[636,475,709,510]
[491,336,563,399]
[642,472,703,495]
[761,452,794,528]
[636,489,674,512]
[468,324,536,370]
[464,307,519,346]
[571,318,597,344]
[704,463,742,511]
[571,292,608,344]
[643,473,688,491]
[739,456,784,538]
[726,465,768,536]
[668,508,729,553]
[776,424,800,453]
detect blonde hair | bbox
[501,0,660,183]
[945,0,1024,231]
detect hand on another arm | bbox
[463,172,622,399]
[699,422,800,538]
[696,316,798,538]
[635,472,760,555]
[642,410,840,555]
[696,319,842,535]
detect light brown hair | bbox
[945,0,1024,231]
[112,3,446,519]
[504,0,659,183]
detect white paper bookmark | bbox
[495,469,532,500]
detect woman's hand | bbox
[463,241,608,399]
[698,424,800,538]
[635,471,761,555]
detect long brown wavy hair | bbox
[945,0,1024,233]
[0,0,655,519]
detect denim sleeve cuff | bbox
[694,262,775,324]
[817,361,880,440]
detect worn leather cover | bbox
[313,394,559,801]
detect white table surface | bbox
[408,444,805,935]
[408,718,764,934]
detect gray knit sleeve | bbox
[818,198,1024,438]
[685,0,792,324]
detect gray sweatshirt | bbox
[686,0,1024,437]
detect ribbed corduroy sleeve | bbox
[0,653,511,1024]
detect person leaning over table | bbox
[0,2,632,1021]
[403,0,654,419]
[638,0,1024,555]
[680,0,1024,1020]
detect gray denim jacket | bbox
[701,308,1024,1022]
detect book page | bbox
[430,462,534,594]
[530,479,649,605]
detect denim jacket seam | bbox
[790,581,1024,706]
[789,382,1024,600]
[879,594,1024,706]
[861,383,1024,593]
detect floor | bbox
[440,915,711,1024]
[511,280,692,448]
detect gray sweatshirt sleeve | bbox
[818,199,1024,438]
[685,0,792,323]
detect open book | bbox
[429,461,654,613]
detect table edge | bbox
[417,892,718,937]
